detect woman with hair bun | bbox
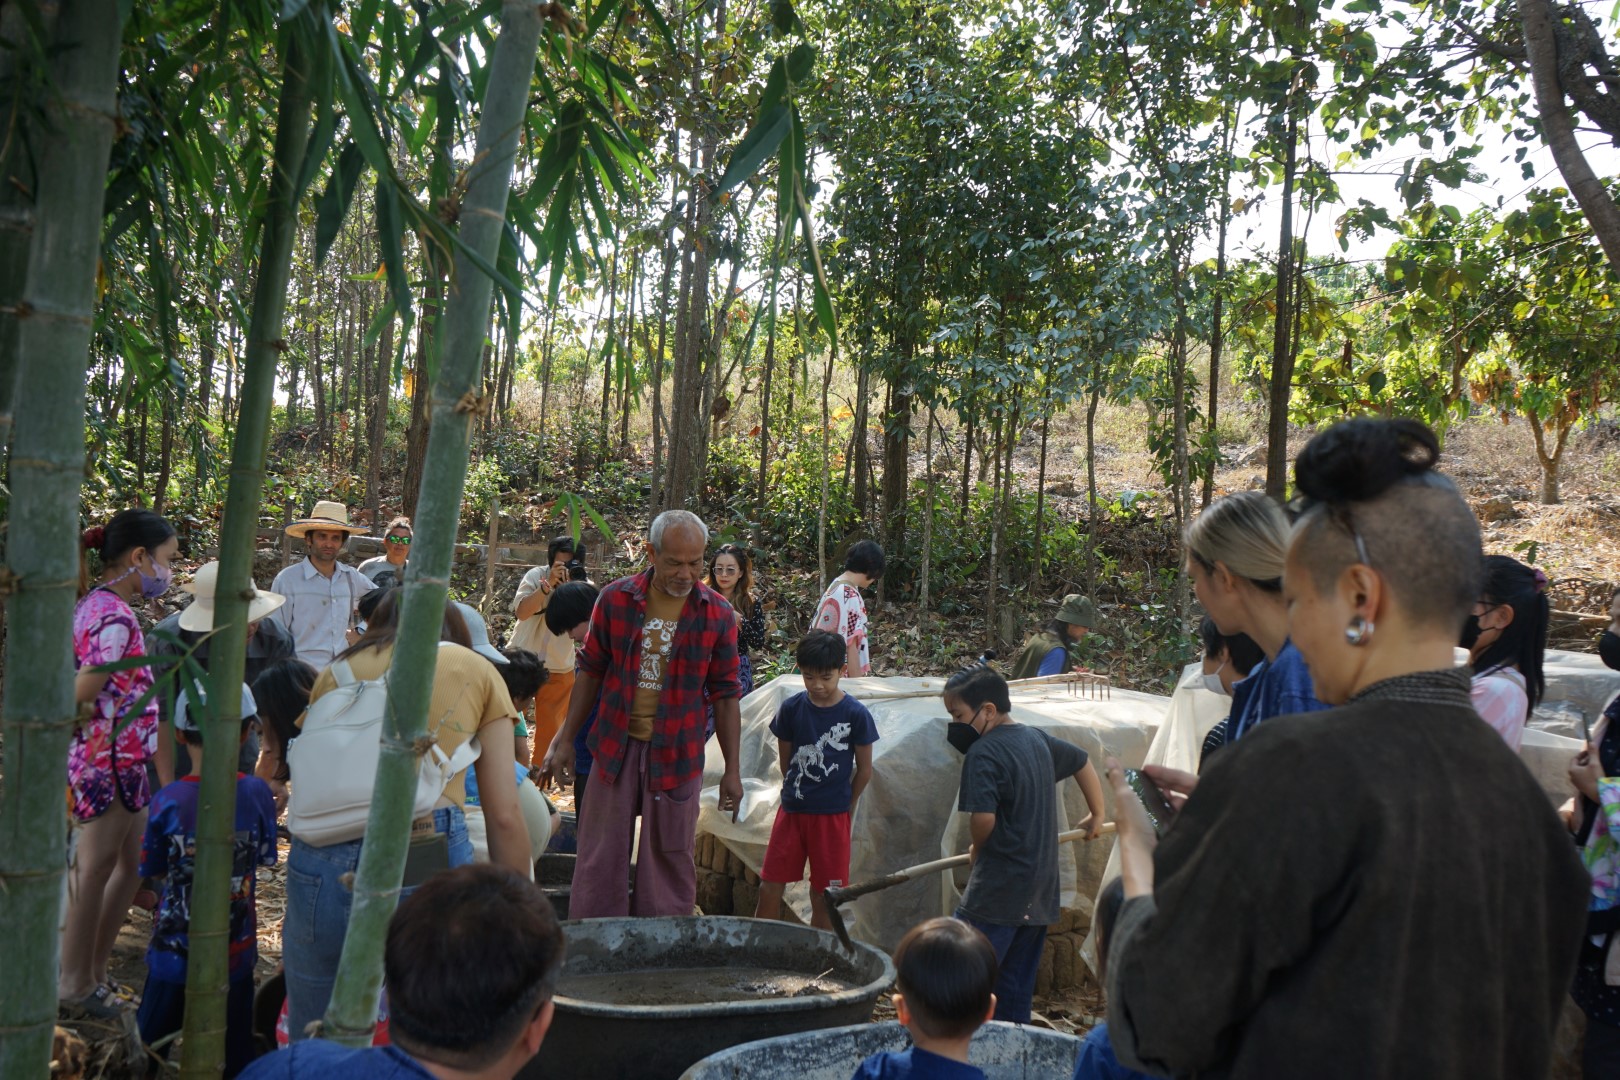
[1461,554,1550,750]
[1181,489,1329,759]
[1103,418,1589,1080]
[62,508,178,1018]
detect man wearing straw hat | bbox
[269,500,370,672]
[147,560,291,788]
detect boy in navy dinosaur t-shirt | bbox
[756,630,878,930]
[138,684,278,1077]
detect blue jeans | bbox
[282,805,471,1041]
[956,910,1048,1024]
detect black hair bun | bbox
[1294,418,1439,504]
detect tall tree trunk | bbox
[537,303,555,441]
[154,397,175,512]
[1520,0,1620,271]
[0,4,122,1074]
[179,15,316,1076]
[661,2,721,510]
[880,371,911,564]
[818,342,833,590]
[368,312,393,525]
[1033,394,1050,590]
[1264,88,1300,499]
[851,365,871,521]
[650,127,680,508]
[1084,381,1101,594]
[312,268,327,451]
[323,0,545,1042]
[599,246,619,454]
[920,405,936,612]
[1528,412,1570,504]
[755,257,779,525]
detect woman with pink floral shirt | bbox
[61,509,176,1018]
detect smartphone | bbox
[1123,768,1175,838]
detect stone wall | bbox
[694,831,1095,992]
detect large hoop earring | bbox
[1345,615,1374,646]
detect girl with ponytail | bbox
[61,508,177,1017]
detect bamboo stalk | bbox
[322,0,546,1044]
[0,3,124,1075]
[179,13,317,1076]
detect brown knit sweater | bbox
[1107,668,1589,1079]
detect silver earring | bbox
[1345,615,1374,646]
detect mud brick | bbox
[732,876,760,917]
[696,870,732,915]
[744,865,760,886]
[1034,945,1054,998]
[1052,937,1076,989]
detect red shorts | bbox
[761,808,851,890]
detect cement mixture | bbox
[556,965,857,1007]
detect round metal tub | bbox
[521,916,895,1080]
[680,1020,1086,1079]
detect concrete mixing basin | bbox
[521,916,895,1080]
[680,1020,1086,1079]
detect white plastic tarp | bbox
[699,674,1168,951]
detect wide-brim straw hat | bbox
[285,499,367,539]
[179,560,286,631]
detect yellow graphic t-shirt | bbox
[627,586,686,741]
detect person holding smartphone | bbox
[1102,419,1588,1080]
[510,536,581,753]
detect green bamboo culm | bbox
[0,0,61,468]
[177,13,318,1077]
[0,3,126,1076]
[320,0,547,1044]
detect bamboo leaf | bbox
[715,103,790,195]
[314,141,366,264]
[375,177,412,317]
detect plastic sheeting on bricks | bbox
[698,674,1167,950]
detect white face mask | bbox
[1197,660,1230,698]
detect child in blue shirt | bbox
[852,917,998,1079]
[138,684,278,1077]
[756,630,879,931]
[1072,877,1153,1080]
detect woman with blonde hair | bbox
[1183,490,1328,756]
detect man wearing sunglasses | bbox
[358,516,413,589]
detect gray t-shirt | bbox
[957,723,1088,927]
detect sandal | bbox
[59,985,128,1020]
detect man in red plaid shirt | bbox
[539,510,745,917]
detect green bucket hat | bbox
[1057,594,1099,628]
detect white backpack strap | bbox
[331,658,358,687]
[444,735,482,774]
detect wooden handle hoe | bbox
[821,822,1118,951]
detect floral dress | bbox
[69,587,158,820]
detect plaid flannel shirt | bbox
[580,568,740,790]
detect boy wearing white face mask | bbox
[1194,617,1266,768]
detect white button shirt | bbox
[268,557,370,672]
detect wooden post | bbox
[484,494,500,611]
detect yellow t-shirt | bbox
[301,641,518,807]
[627,587,687,742]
